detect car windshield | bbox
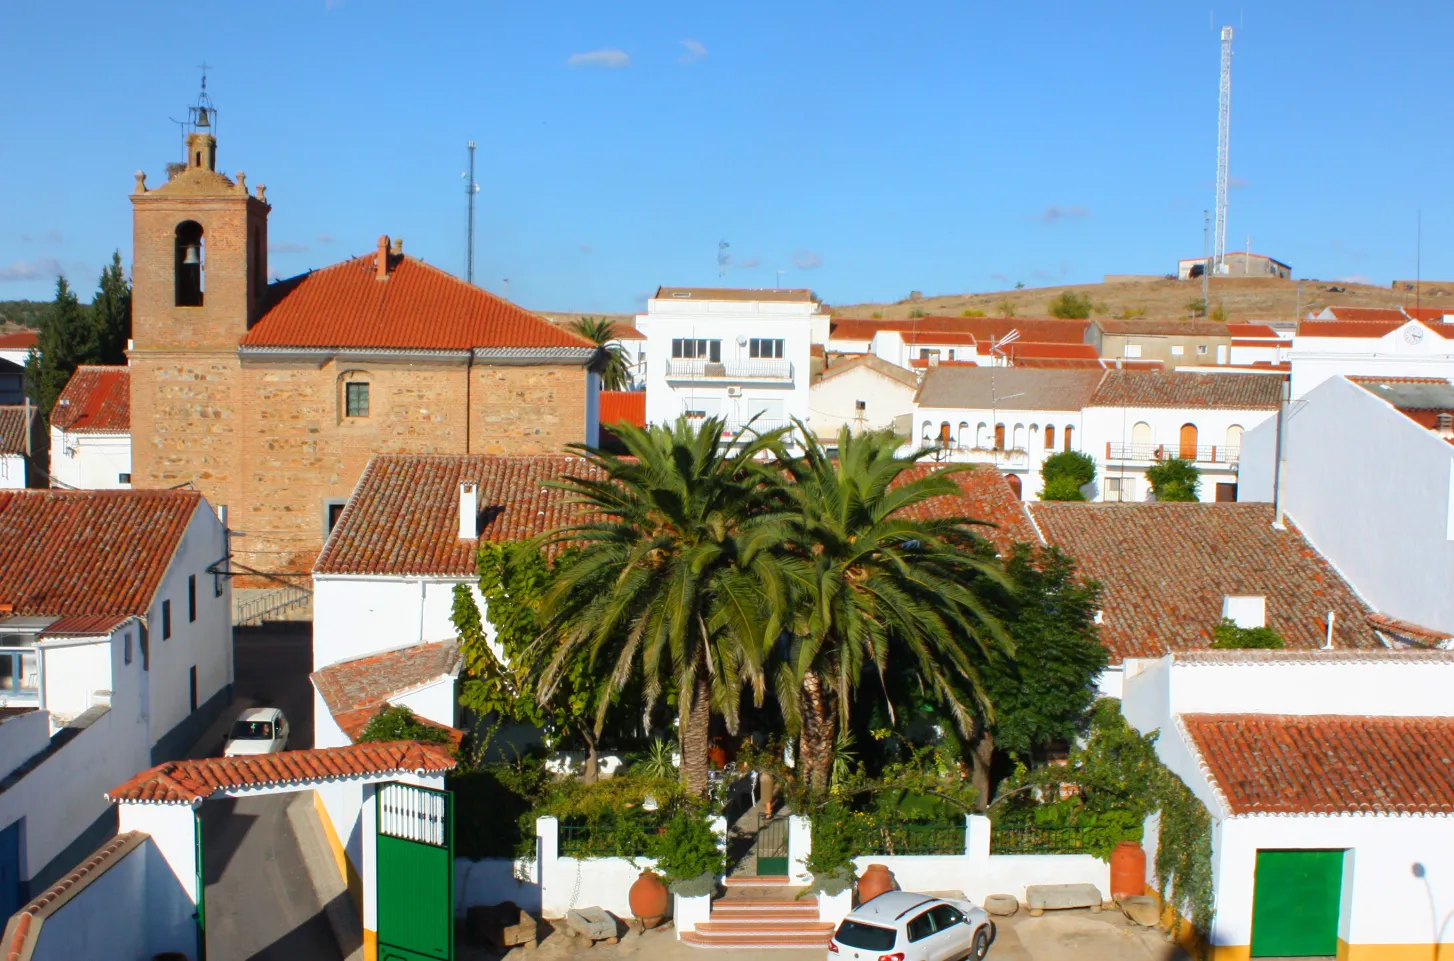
[835,920,896,951]
[229,720,274,740]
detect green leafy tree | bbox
[358,705,453,744]
[978,545,1109,772]
[772,424,1014,798]
[1211,618,1284,650]
[1046,291,1094,320]
[24,254,131,417]
[1040,450,1095,501]
[1146,457,1201,501]
[570,316,631,391]
[533,415,791,796]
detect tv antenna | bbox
[463,141,480,284]
[1213,25,1233,271]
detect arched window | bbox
[1064,425,1075,451]
[1006,474,1023,500]
[1180,423,1198,459]
[1044,425,1056,450]
[1226,424,1243,453]
[1132,421,1152,447]
[976,422,990,448]
[175,221,205,307]
[1012,423,1026,450]
[958,421,971,447]
[994,423,1006,451]
[938,421,952,446]
[921,420,933,444]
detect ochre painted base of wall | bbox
[1209,947,1249,961]
[1338,940,1451,961]
[313,791,364,915]
[363,927,377,961]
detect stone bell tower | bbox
[130,78,271,352]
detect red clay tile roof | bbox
[916,367,1106,411]
[611,324,647,341]
[1000,342,1100,361]
[1028,502,1379,662]
[1298,319,1454,341]
[830,317,1089,344]
[312,641,462,742]
[39,614,134,638]
[0,407,32,455]
[1225,324,1283,338]
[1365,612,1453,645]
[1172,649,1454,666]
[0,331,38,351]
[815,354,919,389]
[600,391,647,428]
[106,741,457,804]
[1182,713,1454,815]
[242,252,595,352]
[1088,370,1283,409]
[0,490,201,616]
[1094,319,1233,337]
[895,466,1037,555]
[1321,306,1412,323]
[316,454,602,576]
[51,366,130,433]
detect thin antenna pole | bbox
[1203,210,1210,315]
[1214,26,1233,270]
[1417,209,1422,317]
[465,141,478,284]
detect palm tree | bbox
[570,316,632,392]
[533,415,793,795]
[773,424,1015,799]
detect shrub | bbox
[1041,477,1088,501]
[995,298,1017,318]
[1146,457,1201,501]
[358,705,452,745]
[651,808,724,892]
[1047,291,1094,320]
[1041,450,1096,487]
[1212,618,1285,650]
[961,308,986,317]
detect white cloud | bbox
[269,241,309,254]
[680,39,708,64]
[735,255,762,269]
[568,48,630,69]
[0,258,63,282]
[45,229,63,243]
[316,233,338,244]
[1036,205,1090,225]
[793,248,823,270]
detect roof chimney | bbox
[392,237,404,255]
[458,481,478,540]
[376,235,391,281]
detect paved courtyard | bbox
[462,907,1192,961]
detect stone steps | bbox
[682,893,835,950]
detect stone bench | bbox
[1026,883,1103,916]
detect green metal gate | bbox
[1249,849,1344,957]
[753,812,789,877]
[377,782,454,961]
[194,811,207,961]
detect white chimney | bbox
[458,481,478,540]
[1222,594,1266,629]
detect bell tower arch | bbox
[130,80,270,351]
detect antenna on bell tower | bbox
[188,63,217,136]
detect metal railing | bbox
[1105,442,1240,465]
[720,418,791,436]
[665,359,795,382]
[558,820,662,859]
[989,824,1093,855]
[861,821,967,857]
[235,584,312,626]
[921,445,1030,467]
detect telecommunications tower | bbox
[1213,26,1233,271]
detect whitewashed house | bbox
[810,354,919,442]
[310,453,597,748]
[0,332,36,409]
[1240,374,1454,641]
[0,488,231,912]
[1289,312,1454,398]
[0,407,38,489]
[49,366,131,490]
[1122,649,1454,959]
[1083,371,1281,503]
[636,288,825,441]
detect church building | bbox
[127,93,602,582]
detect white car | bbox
[829,891,995,961]
[222,707,290,757]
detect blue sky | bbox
[2,1,1450,311]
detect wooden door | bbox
[1179,423,1198,460]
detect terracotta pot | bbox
[759,770,776,816]
[629,870,670,923]
[1110,840,1147,901]
[857,863,896,904]
[708,740,729,770]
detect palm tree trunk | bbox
[799,671,836,799]
[970,731,995,810]
[680,675,712,797]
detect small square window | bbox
[1197,344,1209,355]
[1170,345,1184,356]
[1124,344,1143,359]
[118,472,132,484]
[855,400,867,412]
[324,500,348,537]
[345,382,370,418]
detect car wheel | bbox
[971,926,990,960]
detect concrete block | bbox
[1026,883,1103,916]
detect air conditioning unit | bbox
[726,386,743,398]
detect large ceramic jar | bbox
[857,863,896,904]
[1110,841,1147,900]
[629,870,670,926]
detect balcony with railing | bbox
[1105,442,1240,466]
[665,359,794,383]
[919,443,1030,468]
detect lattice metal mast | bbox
[464,141,480,284]
[1214,26,1233,269]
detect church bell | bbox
[183,245,202,265]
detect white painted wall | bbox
[1289,321,1454,399]
[40,636,113,722]
[1082,403,1274,503]
[1240,375,1454,637]
[0,710,50,781]
[454,858,539,916]
[636,295,818,439]
[810,363,917,439]
[312,576,473,672]
[907,404,1085,499]
[0,454,24,489]
[47,429,131,490]
[146,501,233,749]
[20,837,150,961]
[391,677,456,731]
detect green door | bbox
[377,782,454,961]
[1250,849,1344,957]
[194,811,207,961]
